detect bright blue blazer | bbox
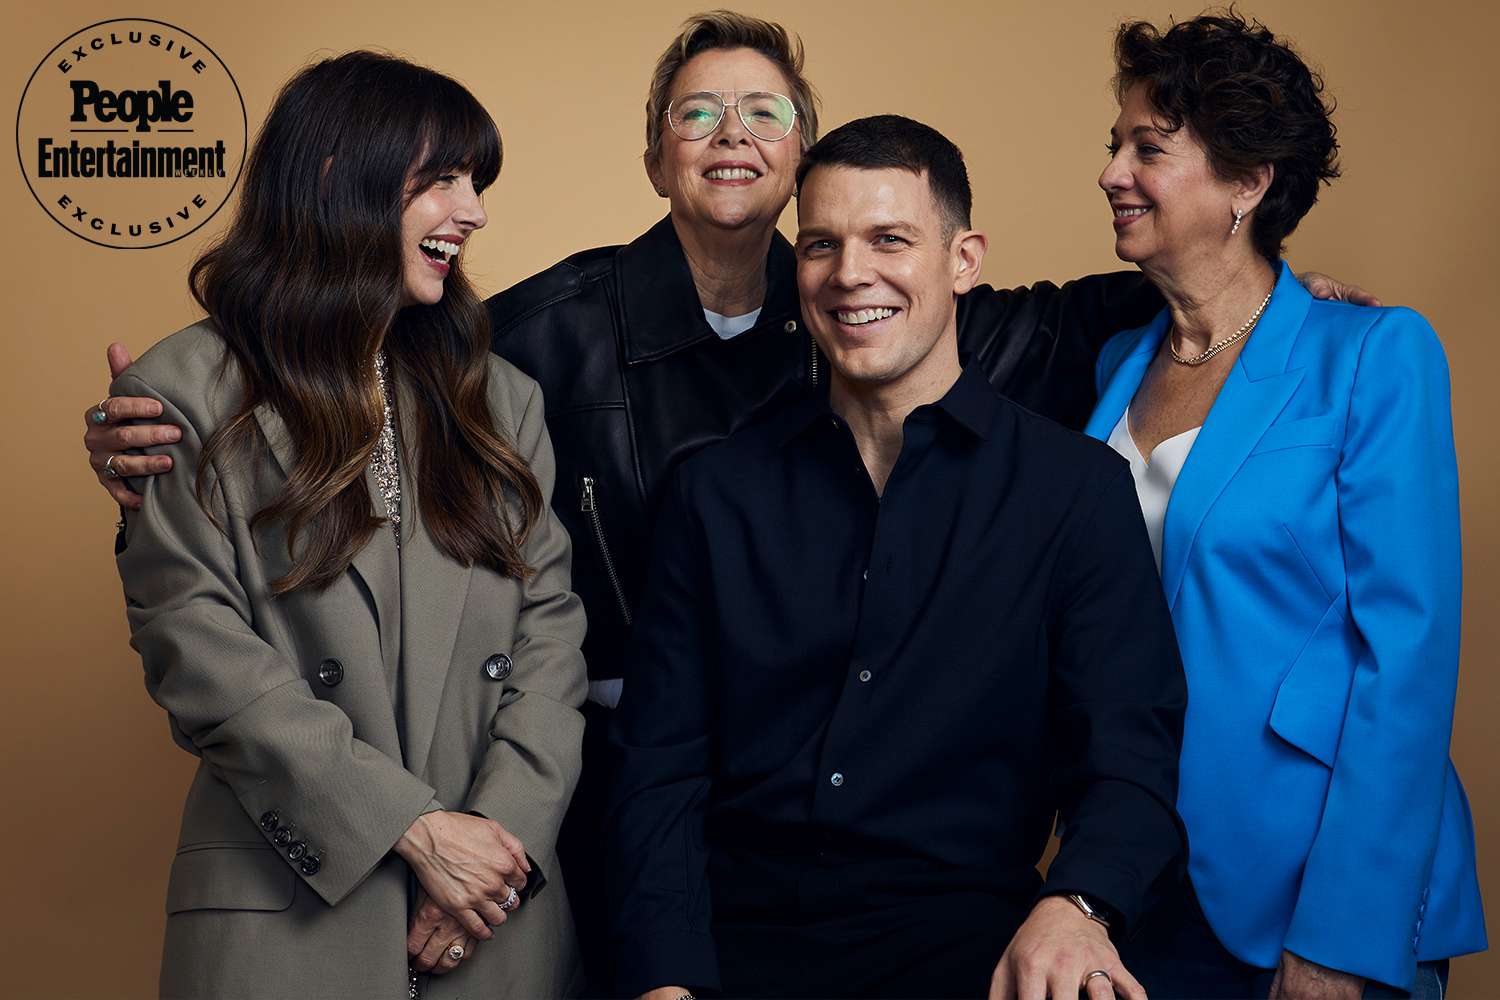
[1085,263,1485,988]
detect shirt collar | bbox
[615,215,801,364]
[775,364,999,447]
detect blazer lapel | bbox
[392,377,473,780]
[1083,314,1168,441]
[252,401,402,680]
[1159,263,1311,609]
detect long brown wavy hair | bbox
[191,51,542,593]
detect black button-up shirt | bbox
[606,365,1187,995]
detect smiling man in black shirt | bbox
[606,116,1187,1000]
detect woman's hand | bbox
[394,810,530,939]
[989,896,1146,1000]
[1268,950,1364,1000]
[86,343,181,509]
[408,887,476,975]
[1297,271,1381,308]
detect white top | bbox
[703,306,762,340]
[1106,408,1201,573]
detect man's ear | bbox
[953,230,988,295]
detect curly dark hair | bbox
[1113,9,1341,263]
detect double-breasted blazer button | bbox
[272,826,294,848]
[300,854,322,876]
[286,841,307,862]
[317,658,344,687]
[484,653,513,681]
[259,810,279,832]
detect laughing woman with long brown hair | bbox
[110,52,586,999]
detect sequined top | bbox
[370,352,402,546]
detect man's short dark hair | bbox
[795,115,972,240]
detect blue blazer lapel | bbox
[1084,313,1168,441]
[1160,263,1312,609]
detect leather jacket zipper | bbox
[580,476,633,626]
[809,335,820,386]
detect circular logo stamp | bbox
[16,19,247,250]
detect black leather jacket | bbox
[489,216,1161,681]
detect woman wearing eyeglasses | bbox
[81,13,1373,988]
[482,16,1171,982]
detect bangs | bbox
[411,74,503,194]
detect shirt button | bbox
[858,669,872,683]
[862,569,868,580]
[830,772,844,787]
[317,658,344,687]
[784,320,798,333]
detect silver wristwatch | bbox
[1065,892,1112,929]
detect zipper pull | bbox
[581,476,596,513]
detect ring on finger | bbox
[90,398,110,425]
[447,943,465,962]
[1083,969,1112,986]
[104,455,122,479]
[499,887,520,912]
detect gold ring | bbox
[447,943,465,962]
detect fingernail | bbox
[166,429,181,441]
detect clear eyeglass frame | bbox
[664,90,799,142]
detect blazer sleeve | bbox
[462,378,589,889]
[1039,463,1189,933]
[604,468,721,996]
[1281,310,1463,989]
[957,271,1161,428]
[111,370,439,907]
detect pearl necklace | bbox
[1169,286,1274,366]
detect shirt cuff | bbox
[588,677,624,709]
[613,927,721,998]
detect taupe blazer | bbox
[113,322,588,999]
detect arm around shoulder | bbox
[111,362,438,907]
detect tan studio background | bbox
[3,0,1495,995]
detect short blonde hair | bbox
[644,10,820,160]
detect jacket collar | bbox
[252,369,473,778]
[616,214,801,364]
[1085,261,1311,610]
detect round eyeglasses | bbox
[665,91,799,142]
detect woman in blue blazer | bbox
[1088,14,1484,998]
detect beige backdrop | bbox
[3,0,1494,995]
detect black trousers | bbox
[556,701,616,995]
[710,844,1036,999]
